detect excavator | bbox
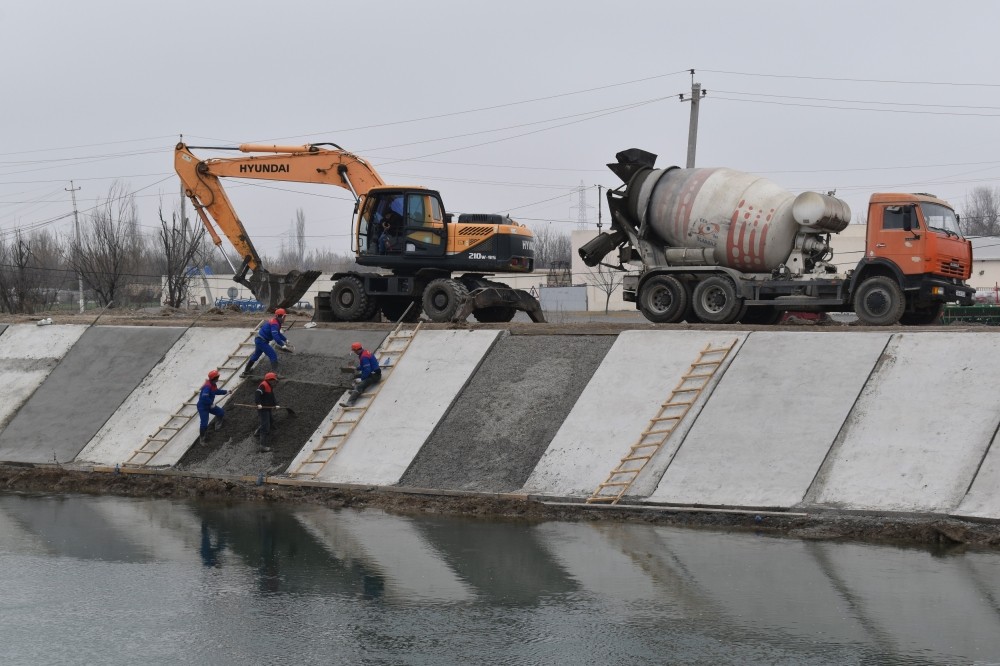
[174,141,545,323]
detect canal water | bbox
[1,493,998,665]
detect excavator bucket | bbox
[243,269,322,311]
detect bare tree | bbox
[66,182,143,307]
[156,205,208,308]
[961,186,1000,236]
[0,230,35,313]
[587,266,625,313]
[531,224,572,268]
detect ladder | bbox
[289,321,422,479]
[587,339,738,505]
[122,324,262,467]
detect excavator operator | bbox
[378,195,404,255]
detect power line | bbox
[701,69,1000,88]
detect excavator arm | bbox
[173,142,386,309]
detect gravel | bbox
[399,334,615,493]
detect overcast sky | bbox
[3,0,999,262]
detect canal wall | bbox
[1,322,998,521]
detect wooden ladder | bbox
[586,339,738,505]
[121,324,262,467]
[288,321,422,478]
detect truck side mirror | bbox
[902,206,920,238]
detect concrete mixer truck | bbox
[580,148,974,325]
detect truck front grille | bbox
[939,258,967,278]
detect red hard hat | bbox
[275,308,287,316]
[264,372,278,381]
[351,342,363,351]
[208,369,220,380]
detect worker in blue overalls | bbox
[343,342,381,405]
[241,308,291,377]
[198,369,228,445]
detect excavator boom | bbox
[174,142,385,310]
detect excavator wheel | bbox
[331,276,379,321]
[472,306,517,323]
[422,278,469,322]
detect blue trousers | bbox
[248,337,277,364]
[198,405,224,432]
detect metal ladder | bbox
[122,324,262,467]
[586,339,738,505]
[289,321,422,479]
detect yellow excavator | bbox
[174,142,544,322]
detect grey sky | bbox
[2,0,999,259]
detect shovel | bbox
[234,403,297,417]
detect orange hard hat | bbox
[208,369,220,380]
[264,372,278,381]
[351,342,363,351]
[275,308,286,316]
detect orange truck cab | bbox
[853,193,975,322]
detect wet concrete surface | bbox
[175,379,348,477]
[400,335,615,493]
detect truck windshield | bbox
[920,202,962,237]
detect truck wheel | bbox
[331,276,378,321]
[473,306,517,323]
[638,275,688,323]
[380,297,421,323]
[854,276,905,325]
[692,276,744,324]
[422,278,469,322]
[899,303,944,325]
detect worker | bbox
[344,342,381,405]
[378,196,404,254]
[197,369,228,445]
[241,308,291,377]
[254,371,280,453]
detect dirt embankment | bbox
[3,464,999,551]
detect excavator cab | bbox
[357,188,447,261]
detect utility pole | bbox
[679,69,707,168]
[596,185,603,232]
[65,181,85,313]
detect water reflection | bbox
[1,492,999,664]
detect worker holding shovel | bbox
[254,372,280,453]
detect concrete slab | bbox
[810,332,1000,513]
[0,326,183,464]
[295,329,500,486]
[0,324,87,432]
[650,331,890,508]
[521,331,745,499]
[75,327,253,467]
[400,334,615,493]
[0,323,7,337]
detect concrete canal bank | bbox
[2,315,999,545]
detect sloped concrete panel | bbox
[75,327,252,467]
[401,334,615,493]
[651,331,890,508]
[303,329,500,486]
[814,332,1000,513]
[521,330,745,499]
[0,326,183,464]
[0,324,87,432]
